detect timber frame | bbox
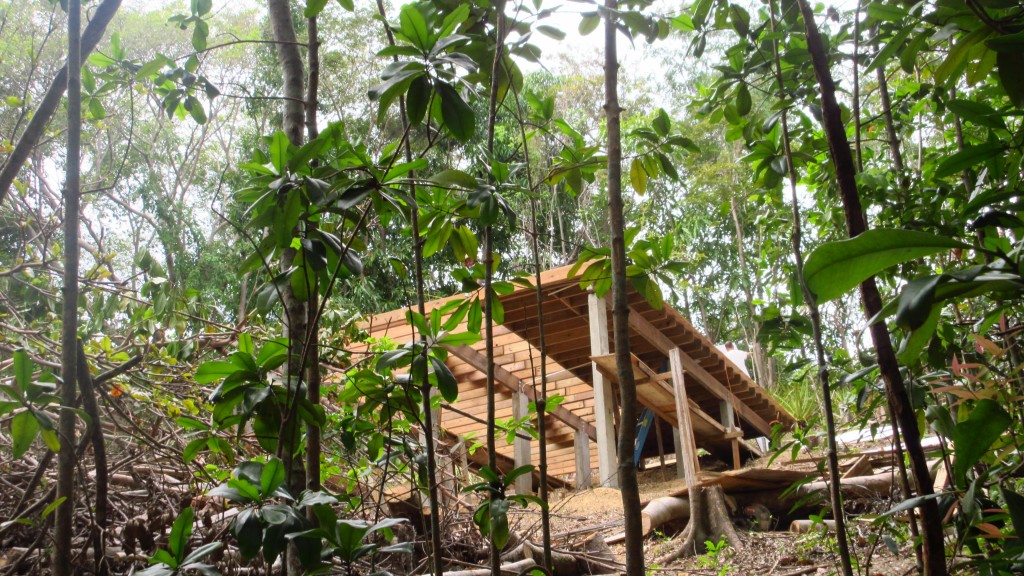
[359,265,794,491]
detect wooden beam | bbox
[588,291,618,488]
[513,391,531,495]
[670,348,701,483]
[444,345,597,441]
[575,424,592,489]
[620,306,773,436]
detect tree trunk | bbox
[794,2,946,574]
[485,6,508,574]
[0,0,122,207]
[602,5,644,576]
[54,1,83,574]
[267,2,308,573]
[655,486,741,564]
[767,2,853,573]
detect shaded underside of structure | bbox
[361,265,794,489]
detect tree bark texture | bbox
[603,4,644,576]
[0,0,123,207]
[794,2,946,574]
[54,1,83,574]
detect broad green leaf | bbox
[536,25,566,41]
[935,142,1004,178]
[195,361,239,384]
[268,131,290,174]
[803,229,969,302]
[736,84,752,116]
[489,499,511,549]
[261,457,286,496]
[11,411,39,459]
[946,99,1006,130]
[652,109,670,137]
[169,507,195,562]
[436,81,475,142]
[406,74,430,126]
[14,349,31,392]
[305,0,329,18]
[997,51,1024,107]
[578,12,601,36]
[953,399,1010,485]
[629,158,647,195]
[866,2,907,21]
[399,5,430,51]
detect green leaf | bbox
[489,499,511,549]
[305,0,330,18]
[11,411,39,459]
[652,109,670,137]
[13,349,31,392]
[803,229,969,302]
[169,507,195,562]
[261,457,286,496]
[406,74,431,126]
[578,12,601,36]
[946,99,1006,130]
[996,51,1024,107]
[629,158,648,195]
[268,131,290,174]
[42,496,67,520]
[735,84,752,116]
[195,361,239,384]
[436,81,475,142]
[866,2,907,21]
[935,143,1004,178]
[40,428,60,452]
[953,399,1010,485]
[399,5,430,51]
[536,25,566,41]
[729,5,749,37]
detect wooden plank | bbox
[444,344,597,441]
[575,424,592,489]
[513,391,531,494]
[588,291,618,488]
[622,307,773,436]
[670,348,701,484]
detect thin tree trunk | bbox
[603,4,643,576]
[267,3,308,573]
[485,6,507,575]
[767,4,853,574]
[54,0,82,573]
[305,12,322,500]
[0,0,122,206]
[371,2,444,572]
[794,2,946,574]
[76,341,109,576]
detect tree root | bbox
[654,485,743,565]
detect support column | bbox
[669,348,700,487]
[513,390,532,494]
[574,425,592,489]
[672,428,686,478]
[588,290,618,488]
[720,399,741,470]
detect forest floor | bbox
[506,454,922,576]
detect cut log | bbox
[640,496,690,536]
[789,519,837,533]
[431,558,536,576]
[501,540,576,576]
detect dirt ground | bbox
[505,464,920,576]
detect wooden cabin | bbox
[359,265,795,491]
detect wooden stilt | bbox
[588,290,618,488]
[655,417,667,481]
[513,390,531,494]
[574,425,592,489]
[669,348,700,487]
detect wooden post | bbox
[669,348,700,486]
[588,290,618,487]
[574,425,592,489]
[720,399,741,470]
[513,390,532,494]
[672,428,686,479]
[655,417,667,481]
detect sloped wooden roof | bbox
[360,265,794,481]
